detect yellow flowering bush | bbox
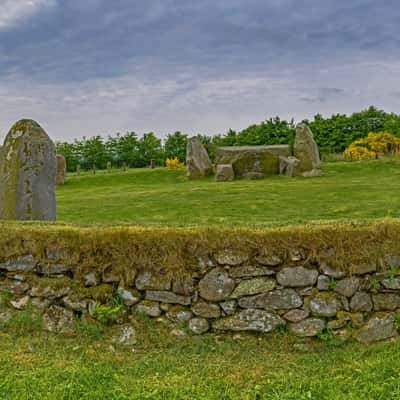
[165,157,185,169]
[344,132,400,160]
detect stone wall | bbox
[1,222,400,343]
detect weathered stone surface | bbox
[327,319,347,330]
[336,311,364,328]
[381,278,400,290]
[192,301,221,318]
[351,263,377,275]
[43,305,75,334]
[145,291,191,306]
[335,278,360,297]
[62,296,87,311]
[111,325,137,346]
[215,164,234,181]
[215,145,290,178]
[279,156,300,177]
[216,250,248,266]
[117,287,140,306]
[30,285,70,299]
[135,301,161,317]
[255,254,283,267]
[186,137,213,179]
[172,277,195,296]
[56,154,66,185]
[220,300,237,315]
[189,317,210,334]
[372,293,400,311]
[213,309,285,333]
[319,262,346,278]
[294,123,321,176]
[238,289,302,310]
[283,309,309,322]
[0,255,36,272]
[229,265,275,278]
[277,267,318,287]
[309,292,340,317]
[230,277,276,298]
[10,295,30,310]
[317,275,329,291]
[36,263,71,275]
[31,297,52,309]
[199,268,235,301]
[135,271,171,291]
[166,306,193,322]
[355,313,397,343]
[0,119,56,221]
[289,318,325,337]
[350,292,373,312]
[84,272,99,287]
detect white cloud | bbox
[0,0,55,29]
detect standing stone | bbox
[56,154,66,185]
[76,164,81,174]
[107,161,112,170]
[186,137,213,179]
[0,120,56,221]
[215,164,234,181]
[294,123,321,177]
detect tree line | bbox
[56,106,400,172]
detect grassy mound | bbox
[56,158,400,226]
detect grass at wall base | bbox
[56,156,400,227]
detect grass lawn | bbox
[1,317,400,400]
[56,157,400,227]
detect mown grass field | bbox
[1,312,400,400]
[56,157,400,226]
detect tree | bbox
[137,133,163,167]
[164,131,188,162]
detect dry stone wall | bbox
[1,225,400,343]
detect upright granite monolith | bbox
[186,137,213,179]
[0,119,56,221]
[56,154,67,185]
[294,123,321,176]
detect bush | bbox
[344,132,400,160]
[165,157,185,169]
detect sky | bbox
[0,0,399,142]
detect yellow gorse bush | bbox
[165,157,185,169]
[344,132,400,160]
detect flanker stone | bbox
[0,119,56,221]
[334,278,360,298]
[309,292,340,317]
[43,305,75,334]
[372,294,400,311]
[215,164,234,181]
[213,309,285,333]
[279,156,300,177]
[186,137,213,179]
[229,265,275,278]
[215,145,290,178]
[216,249,248,266]
[350,292,373,312]
[192,301,221,318]
[189,317,210,334]
[0,255,36,272]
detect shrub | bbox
[165,157,185,169]
[344,132,400,160]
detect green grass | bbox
[1,322,400,400]
[56,157,400,226]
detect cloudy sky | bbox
[0,0,399,142]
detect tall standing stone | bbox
[186,137,213,179]
[0,119,56,221]
[294,123,321,176]
[56,154,67,185]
